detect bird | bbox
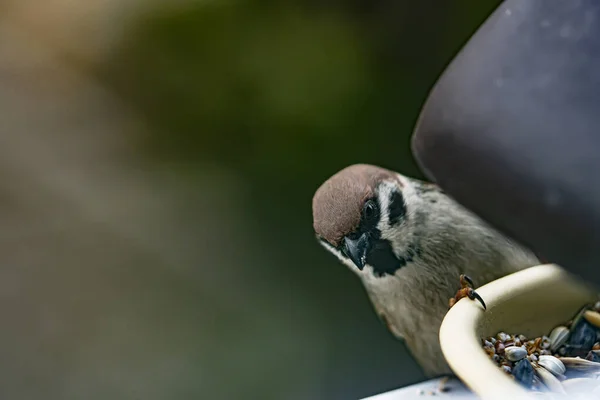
[311,163,540,377]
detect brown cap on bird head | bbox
[312,164,399,247]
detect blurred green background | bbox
[0,0,500,399]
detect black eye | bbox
[363,200,377,222]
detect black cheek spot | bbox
[388,190,406,226]
[367,239,405,277]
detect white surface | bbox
[363,378,475,400]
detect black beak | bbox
[344,234,371,270]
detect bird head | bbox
[312,164,426,277]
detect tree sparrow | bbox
[312,164,539,377]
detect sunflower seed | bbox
[565,319,597,357]
[559,357,600,370]
[505,345,527,361]
[584,310,600,329]
[512,359,534,389]
[538,355,566,376]
[549,326,570,352]
[534,365,566,394]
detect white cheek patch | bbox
[374,178,417,260]
[376,181,394,228]
[375,180,408,236]
[396,178,419,212]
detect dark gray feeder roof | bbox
[412,0,600,289]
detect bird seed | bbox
[481,301,600,396]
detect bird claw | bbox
[448,274,486,311]
[467,288,487,310]
[460,274,474,288]
[437,376,451,393]
[417,376,452,396]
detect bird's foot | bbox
[437,376,451,393]
[448,274,486,311]
[417,376,452,396]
